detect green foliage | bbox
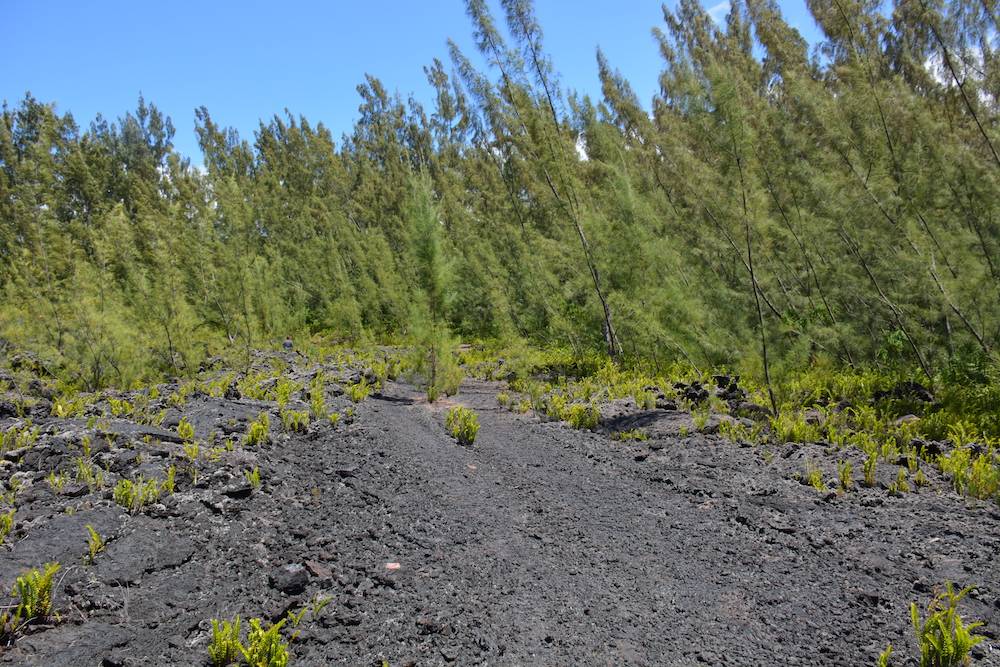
[309,374,326,419]
[838,460,853,491]
[244,467,261,490]
[876,644,893,667]
[346,379,371,403]
[564,403,599,431]
[445,406,480,445]
[910,583,985,667]
[242,617,290,667]
[85,525,105,564]
[613,429,648,442]
[280,409,310,433]
[0,509,14,545]
[177,417,195,442]
[113,476,161,514]
[244,412,271,446]
[209,616,242,667]
[272,378,298,409]
[11,562,60,624]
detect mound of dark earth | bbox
[1,360,997,665]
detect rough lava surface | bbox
[1,358,998,666]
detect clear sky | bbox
[7,1,823,160]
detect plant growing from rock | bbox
[565,403,599,431]
[208,616,243,666]
[242,617,290,667]
[805,463,827,492]
[910,582,984,667]
[613,429,649,442]
[113,477,161,514]
[496,391,511,408]
[244,467,261,490]
[838,460,853,491]
[85,525,105,564]
[347,379,371,403]
[0,509,14,545]
[46,471,67,493]
[177,417,195,442]
[1,562,61,637]
[864,452,878,487]
[280,409,310,433]
[877,644,893,667]
[272,378,299,409]
[446,406,480,445]
[245,412,270,446]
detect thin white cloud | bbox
[707,1,730,23]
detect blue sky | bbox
[7,1,823,160]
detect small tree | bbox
[407,171,462,401]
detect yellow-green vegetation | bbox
[208,616,243,667]
[205,373,234,398]
[445,406,480,446]
[496,391,510,408]
[877,644,893,667]
[272,378,299,409]
[245,412,271,446]
[46,471,68,493]
[613,429,648,442]
[75,457,106,491]
[327,412,341,426]
[837,460,853,491]
[2,562,61,637]
[280,409,310,433]
[1,422,38,454]
[0,509,14,545]
[346,378,371,403]
[244,467,261,490]
[112,476,161,514]
[565,403,599,431]
[208,616,290,667]
[309,374,326,418]
[910,583,984,667]
[108,397,133,417]
[177,417,196,442]
[804,463,827,492]
[85,524,105,564]
[238,372,271,401]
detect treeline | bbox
[1,0,998,390]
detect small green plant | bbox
[0,509,14,545]
[692,409,709,432]
[327,412,341,426]
[805,463,827,492]
[613,429,649,442]
[177,417,195,442]
[208,616,243,667]
[108,398,133,417]
[272,378,299,409]
[162,465,176,494]
[242,617,290,667]
[12,562,60,622]
[85,525,105,564]
[75,457,105,490]
[446,406,480,445]
[113,477,161,514]
[864,452,878,487]
[876,644,893,667]
[564,403,599,430]
[245,467,261,490]
[838,460,854,491]
[496,391,511,408]
[280,409,310,433]
[47,470,67,493]
[309,374,326,418]
[889,467,910,496]
[911,582,985,667]
[245,412,271,446]
[347,379,371,403]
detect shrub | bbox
[446,406,480,445]
[14,562,60,622]
[272,378,299,409]
[177,417,195,442]
[113,477,161,514]
[243,617,290,667]
[347,379,371,403]
[208,616,243,667]
[245,412,271,446]
[280,409,310,433]
[911,583,984,667]
[0,509,14,545]
[85,525,105,565]
[565,403,599,431]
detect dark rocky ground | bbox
[1,358,998,666]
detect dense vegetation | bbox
[1,0,997,400]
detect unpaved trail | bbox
[2,377,998,665]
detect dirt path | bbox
[2,377,998,665]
